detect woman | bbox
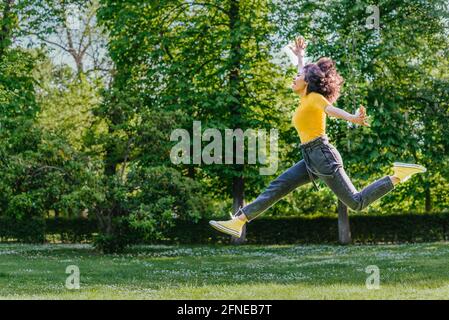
[210,36,426,238]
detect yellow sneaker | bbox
[393,162,427,182]
[209,217,246,238]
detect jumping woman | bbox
[209,36,427,238]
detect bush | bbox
[45,217,98,243]
[93,234,128,254]
[93,217,147,253]
[83,165,214,252]
[125,165,212,240]
[143,213,449,244]
[0,217,46,243]
[1,213,449,245]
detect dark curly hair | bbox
[303,57,344,104]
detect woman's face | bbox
[291,73,307,95]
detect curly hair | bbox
[303,57,344,104]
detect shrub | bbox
[0,217,45,243]
[91,165,213,252]
[2,213,449,245]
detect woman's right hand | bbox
[289,36,307,57]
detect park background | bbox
[0,0,449,299]
[2,0,449,300]
[0,0,448,251]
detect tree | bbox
[99,1,292,201]
[21,0,111,77]
[35,58,102,150]
[0,0,106,221]
[0,0,15,58]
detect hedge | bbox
[45,217,99,243]
[164,214,449,244]
[1,213,449,244]
[0,217,46,243]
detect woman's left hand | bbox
[352,105,370,126]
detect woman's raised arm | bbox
[289,36,307,74]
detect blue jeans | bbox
[240,135,394,222]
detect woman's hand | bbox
[325,105,370,127]
[351,105,370,126]
[289,36,307,57]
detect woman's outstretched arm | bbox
[325,105,370,126]
[289,36,307,74]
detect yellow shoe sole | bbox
[209,221,241,238]
[393,162,427,172]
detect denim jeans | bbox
[240,135,394,222]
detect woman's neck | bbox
[298,89,308,97]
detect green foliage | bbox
[90,166,213,252]
[93,233,128,254]
[126,166,211,237]
[36,60,103,150]
[0,129,101,219]
[0,48,43,218]
[0,49,40,143]
[0,48,103,220]
[0,0,448,252]
[96,0,294,202]
[277,184,338,216]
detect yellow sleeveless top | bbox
[292,92,331,144]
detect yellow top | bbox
[292,92,331,144]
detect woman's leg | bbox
[320,167,394,211]
[239,159,313,221]
[210,159,313,237]
[303,139,396,211]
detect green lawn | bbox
[1,242,449,299]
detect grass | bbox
[1,242,449,299]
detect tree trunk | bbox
[232,175,244,214]
[0,0,15,59]
[231,175,246,244]
[338,200,351,245]
[228,0,246,244]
